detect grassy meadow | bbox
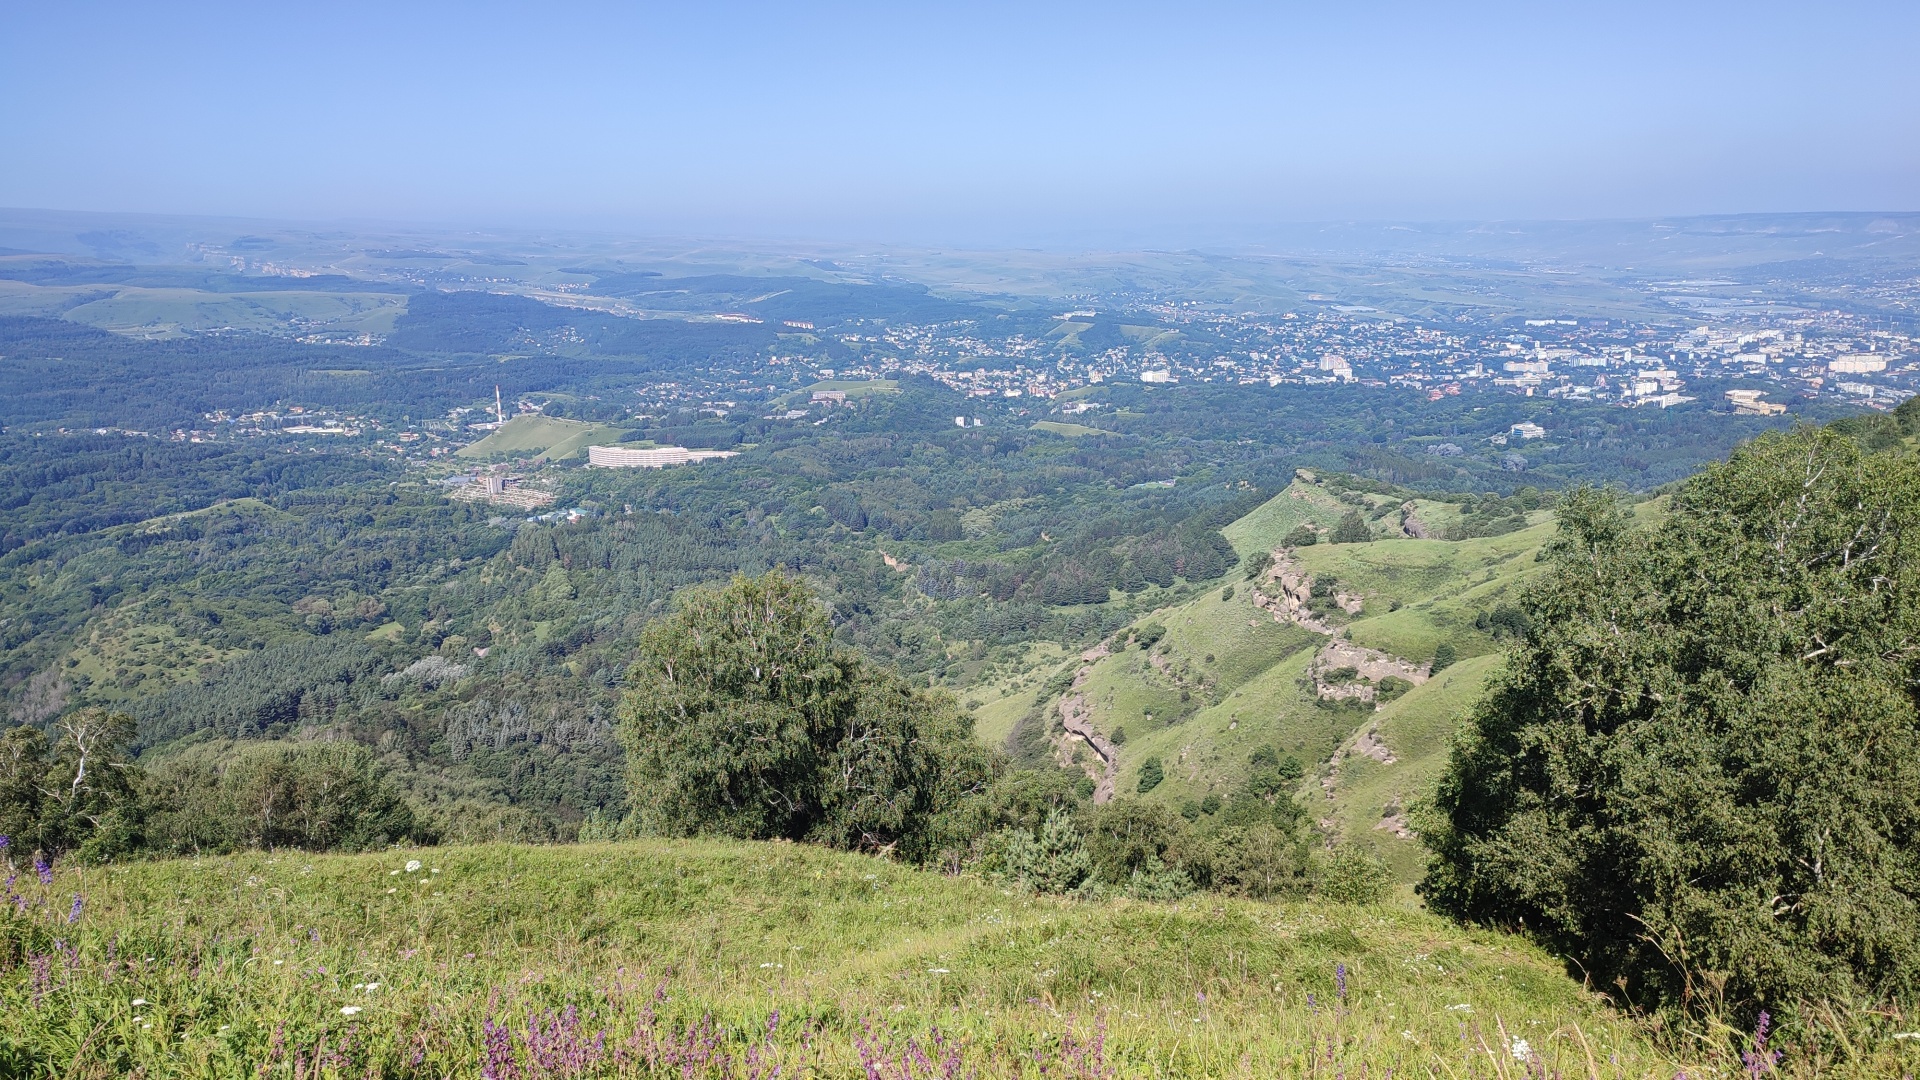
[0,838,1777,1079]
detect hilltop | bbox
[3,838,1700,1078]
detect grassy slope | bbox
[1290,516,1556,665]
[1316,653,1502,879]
[2,839,1705,1078]
[1004,484,1557,877]
[456,415,628,461]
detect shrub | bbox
[1136,756,1164,793]
[1429,641,1457,673]
[1283,524,1319,547]
[1425,434,1920,1018]
[1330,511,1371,544]
[1209,822,1312,899]
[1001,809,1091,894]
[145,740,425,854]
[1318,844,1391,904]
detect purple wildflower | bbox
[1335,962,1348,1000]
[35,855,53,885]
[1742,1011,1781,1077]
[481,1018,519,1080]
[67,894,82,923]
[0,834,9,849]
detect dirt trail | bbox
[1057,640,1119,802]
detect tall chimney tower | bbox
[495,385,504,426]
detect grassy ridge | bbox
[2,839,1714,1078]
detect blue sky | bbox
[2,1,1914,242]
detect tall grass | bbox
[2,840,1910,1077]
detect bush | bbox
[1330,511,1371,544]
[1318,844,1391,904]
[1424,434,1920,1019]
[1429,641,1457,673]
[1000,809,1092,894]
[1283,524,1319,547]
[1136,756,1164,793]
[1209,822,1312,898]
[145,740,425,854]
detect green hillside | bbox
[3,838,1700,1077]
[455,414,628,461]
[1006,480,1567,880]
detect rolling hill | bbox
[973,478,1569,879]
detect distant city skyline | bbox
[3,1,1915,245]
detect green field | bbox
[3,839,1725,1078]
[1029,420,1104,437]
[456,415,630,461]
[801,379,900,398]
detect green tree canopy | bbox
[1423,429,1920,1018]
[616,570,991,862]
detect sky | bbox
[2,1,1916,244]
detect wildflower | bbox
[67,894,83,923]
[0,835,8,849]
[132,998,149,1007]
[35,855,53,885]
[1743,1010,1782,1077]
[927,967,950,974]
[1335,962,1347,1000]
[1446,1003,1472,1011]
[341,1006,363,1016]
[1511,1037,1532,1060]
[405,860,422,873]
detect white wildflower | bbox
[405,860,421,873]
[1510,1037,1532,1060]
[142,1023,153,1030]
[386,888,397,894]
[340,1006,363,1016]
[273,959,284,966]
[131,998,149,1006]
[927,968,950,974]
[389,869,400,876]
[365,982,379,990]
[1446,1003,1472,1011]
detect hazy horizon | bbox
[5,2,1916,247]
